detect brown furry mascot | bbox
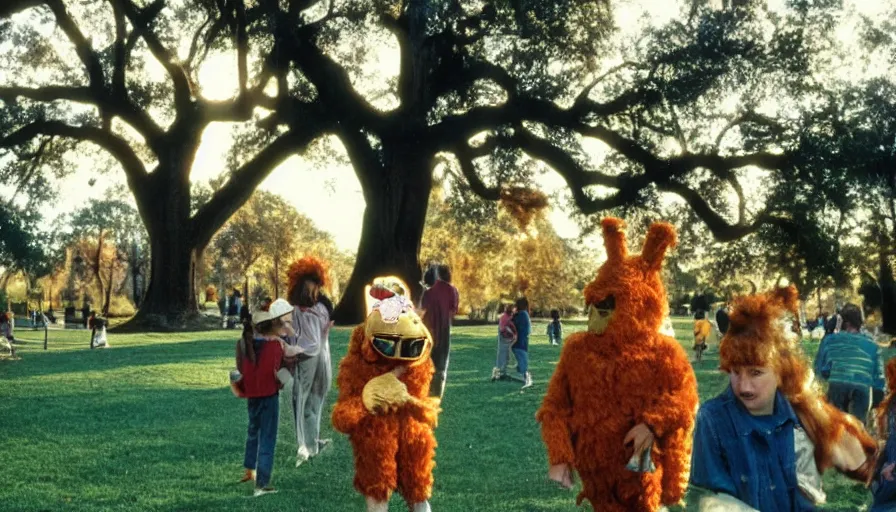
[332,276,440,512]
[536,217,699,511]
[722,285,877,481]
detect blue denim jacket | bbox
[690,386,815,511]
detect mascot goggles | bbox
[371,336,428,360]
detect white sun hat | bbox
[252,298,293,325]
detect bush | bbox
[106,296,137,318]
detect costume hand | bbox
[883,462,896,482]
[548,463,574,489]
[623,423,655,458]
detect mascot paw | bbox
[362,371,411,413]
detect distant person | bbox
[693,310,712,363]
[546,309,563,346]
[0,312,15,357]
[511,297,532,389]
[815,303,883,424]
[491,303,517,381]
[420,263,459,400]
[232,298,297,497]
[715,303,730,335]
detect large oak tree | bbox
[1,0,871,325]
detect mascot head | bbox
[583,217,677,336]
[360,276,433,366]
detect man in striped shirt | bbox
[814,303,883,424]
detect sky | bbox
[9,0,891,253]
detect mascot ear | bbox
[771,284,800,319]
[601,217,628,264]
[641,221,677,271]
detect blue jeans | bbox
[827,381,871,423]
[512,348,529,375]
[244,394,279,487]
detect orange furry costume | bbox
[721,285,877,481]
[536,218,699,511]
[331,277,440,511]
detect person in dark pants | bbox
[233,299,295,497]
[815,303,883,424]
[420,264,458,401]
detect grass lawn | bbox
[0,319,874,511]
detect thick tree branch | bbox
[0,120,148,189]
[118,0,193,111]
[45,0,105,91]
[191,127,323,248]
[453,140,501,201]
[0,86,93,104]
[0,0,43,17]
[110,0,127,96]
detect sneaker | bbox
[490,367,501,381]
[296,445,310,467]
[238,469,255,483]
[522,372,533,389]
[317,438,332,454]
[253,486,277,497]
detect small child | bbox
[692,310,712,363]
[233,298,299,497]
[546,309,563,346]
[491,304,518,381]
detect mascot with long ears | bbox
[536,217,699,511]
[332,276,440,512]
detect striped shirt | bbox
[814,331,882,389]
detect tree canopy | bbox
[2,0,892,325]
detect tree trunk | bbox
[103,256,114,317]
[121,160,200,330]
[332,150,433,324]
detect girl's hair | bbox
[287,256,332,314]
[694,310,705,320]
[722,285,875,470]
[550,309,560,320]
[515,297,529,312]
[503,303,514,315]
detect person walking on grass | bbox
[420,263,459,401]
[491,303,518,381]
[546,309,563,346]
[285,256,335,467]
[693,310,712,363]
[233,298,297,497]
[511,297,533,389]
[814,303,883,424]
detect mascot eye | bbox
[593,295,616,310]
[373,337,397,357]
[401,339,426,358]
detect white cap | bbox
[252,298,293,324]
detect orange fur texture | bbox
[536,218,699,511]
[331,325,437,504]
[720,285,877,476]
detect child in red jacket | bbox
[234,298,297,497]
